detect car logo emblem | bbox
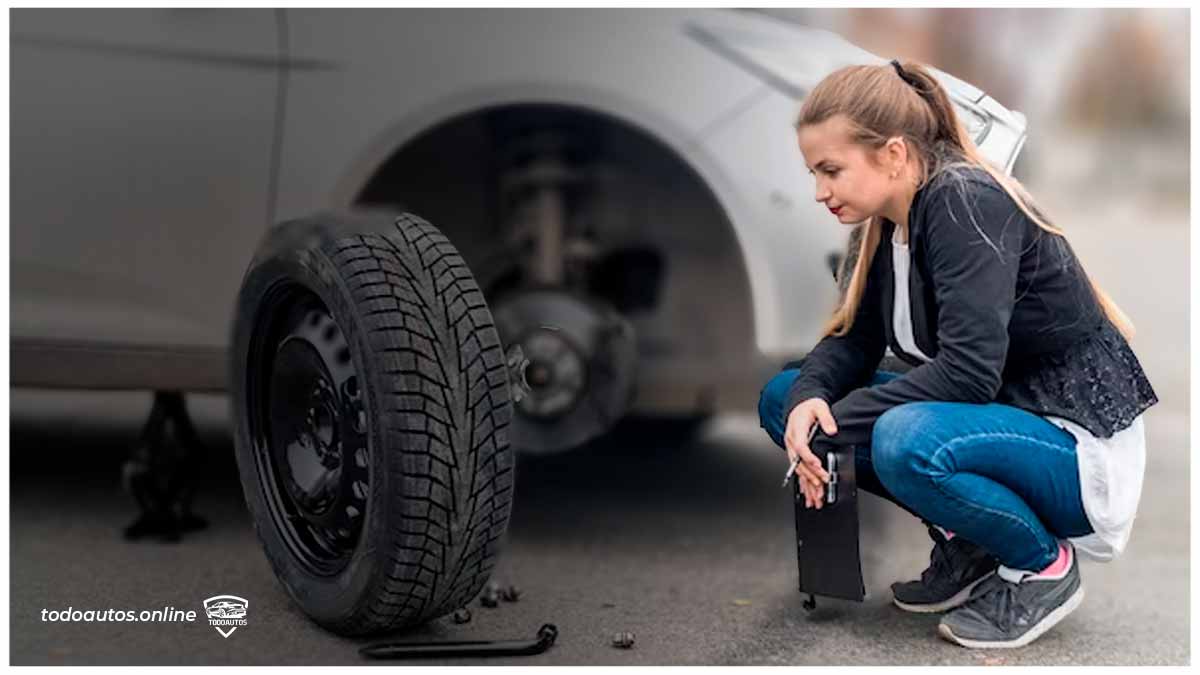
[202,595,248,638]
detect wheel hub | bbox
[271,344,343,518]
[516,327,587,420]
[492,289,636,454]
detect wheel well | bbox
[355,103,755,367]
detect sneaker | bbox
[891,524,1000,613]
[937,541,1085,649]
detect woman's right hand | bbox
[784,398,838,509]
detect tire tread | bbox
[323,214,513,634]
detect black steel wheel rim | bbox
[247,282,370,577]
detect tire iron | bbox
[360,623,558,659]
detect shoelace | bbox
[921,531,997,589]
[920,540,951,584]
[966,575,1023,633]
[920,528,960,585]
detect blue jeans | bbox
[758,366,1094,571]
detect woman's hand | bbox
[785,398,838,509]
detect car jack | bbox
[360,623,559,659]
[793,446,865,611]
[121,391,208,542]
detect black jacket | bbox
[784,166,1157,449]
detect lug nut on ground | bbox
[611,631,636,649]
[480,582,501,608]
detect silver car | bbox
[11,8,1027,635]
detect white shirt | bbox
[891,232,934,362]
[890,230,1143,562]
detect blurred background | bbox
[10,8,1189,665]
[756,6,1189,398]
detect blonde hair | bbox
[795,61,1135,341]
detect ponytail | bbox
[801,60,1135,341]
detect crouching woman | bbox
[757,60,1157,649]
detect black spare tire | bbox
[230,211,515,636]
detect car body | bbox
[12,8,1026,442]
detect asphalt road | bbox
[9,385,1189,665]
[10,185,1189,665]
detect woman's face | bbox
[797,115,897,226]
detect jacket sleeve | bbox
[782,239,887,420]
[817,180,1024,449]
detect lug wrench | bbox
[360,623,559,659]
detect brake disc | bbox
[492,289,635,453]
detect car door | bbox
[12,9,278,368]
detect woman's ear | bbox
[885,136,908,174]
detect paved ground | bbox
[10,186,1188,665]
[8,386,1188,665]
